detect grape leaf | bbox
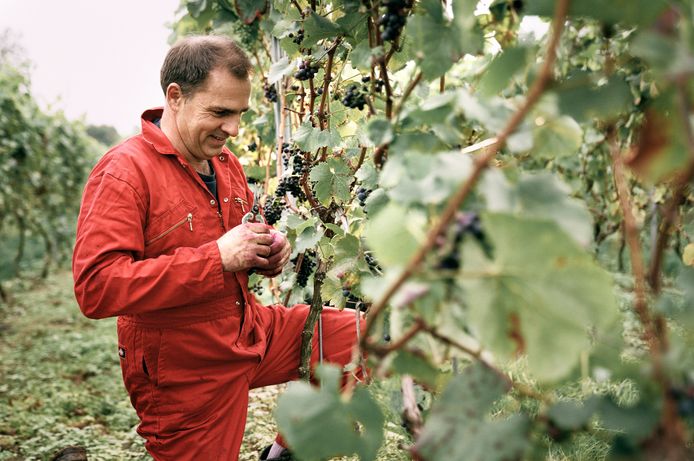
[479,47,531,97]
[461,213,618,382]
[365,203,424,266]
[554,74,632,122]
[452,0,484,55]
[292,121,342,152]
[532,115,583,159]
[416,362,529,461]
[391,350,441,388]
[548,398,599,430]
[302,12,344,47]
[481,170,593,247]
[275,365,385,461]
[367,118,394,146]
[309,158,353,205]
[267,56,293,85]
[233,0,267,24]
[406,14,461,80]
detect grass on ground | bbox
[0,272,410,461]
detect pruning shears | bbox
[241,188,265,224]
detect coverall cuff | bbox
[199,240,226,293]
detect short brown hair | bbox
[160,35,252,96]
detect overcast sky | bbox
[0,0,181,136]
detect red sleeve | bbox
[72,168,225,319]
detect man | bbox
[73,35,363,461]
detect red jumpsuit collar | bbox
[141,107,178,155]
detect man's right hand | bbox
[216,223,273,272]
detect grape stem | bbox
[298,257,327,381]
[393,70,422,117]
[359,0,571,352]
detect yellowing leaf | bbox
[683,243,694,266]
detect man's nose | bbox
[221,118,240,137]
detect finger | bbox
[251,255,270,269]
[253,233,274,246]
[244,222,272,233]
[255,244,273,257]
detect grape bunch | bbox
[263,82,278,103]
[379,0,411,42]
[251,281,264,296]
[247,141,257,152]
[288,29,304,45]
[281,144,309,175]
[437,212,490,271]
[294,250,317,287]
[341,84,367,110]
[364,252,382,274]
[295,60,319,81]
[361,75,386,93]
[342,288,368,312]
[275,174,306,201]
[280,143,291,169]
[263,197,283,225]
[356,187,371,207]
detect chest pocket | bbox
[144,199,199,255]
[228,186,251,227]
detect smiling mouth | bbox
[211,135,226,143]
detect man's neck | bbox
[159,109,209,174]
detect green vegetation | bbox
[0,54,96,289]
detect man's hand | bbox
[254,230,291,278]
[216,223,273,272]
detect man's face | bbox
[173,67,251,163]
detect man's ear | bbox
[165,83,184,112]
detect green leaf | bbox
[233,0,267,24]
[461,213,618,382]
[406,16,460,80]
[416,363,529,461]
[452,0,484,55]
[294,226,323,255]
[479,47,531,97]
[391,350,441,388]
[555,74,632,122]
[350,41,375,71]
[275,365,385,461]
[355,163,379,190]
[380,151,473,206]
[532,115,583,159]
[367,118,394,146]
[548,398,599,430]
[481,170,594,247]
[267,56,293,85]
[186,0,209,17]
[597,396,660,442]
[292,121,342,152]
[365,203,423,266]
[302,12,344,47]
[627,91,691,183]
[272,18,300,39]
[524,0,667,27]
[309,158,353,205]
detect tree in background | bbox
[0,33,96,293]
[85,124,121,147]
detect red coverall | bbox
[72,108,363,460]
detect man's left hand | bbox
[254,230,291,277]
